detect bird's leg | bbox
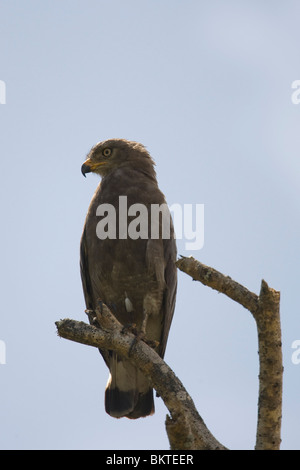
[85,308,98,326]
[129,309,158,356]
[132,308,148,342]
[85,299,105,326]
[121,322,137,335]
[128,309,148,355]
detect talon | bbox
[85,309,95,320]
[121,323,137,335]
[85,309,94,316]
[136,330,146,342]
[129,335,139,356]
[128,328,147,356]
[147,339,160,349]
[85,309,99,326]
[128,329,158,355]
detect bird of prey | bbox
[80,138,177,419]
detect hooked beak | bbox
[81,162,92,177]
[81,158,107,177]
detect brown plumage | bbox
[80,138,177,419]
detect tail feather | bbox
[105,353,154,419]
[125,388,154,419]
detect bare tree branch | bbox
[175,256,259,314]
[55,303,227,450]
[176,256,282,450]
[56,256,282,449]
[255,280,282,450]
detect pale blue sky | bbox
[1,0,299,450]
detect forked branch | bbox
[176,256,282,450]
[56,304,226,450]
[56,256,282,450]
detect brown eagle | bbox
[80,139,177,419]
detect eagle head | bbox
[81,138,155,179]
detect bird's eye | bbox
[102,148,112,157]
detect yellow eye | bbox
[102,148,112,157]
